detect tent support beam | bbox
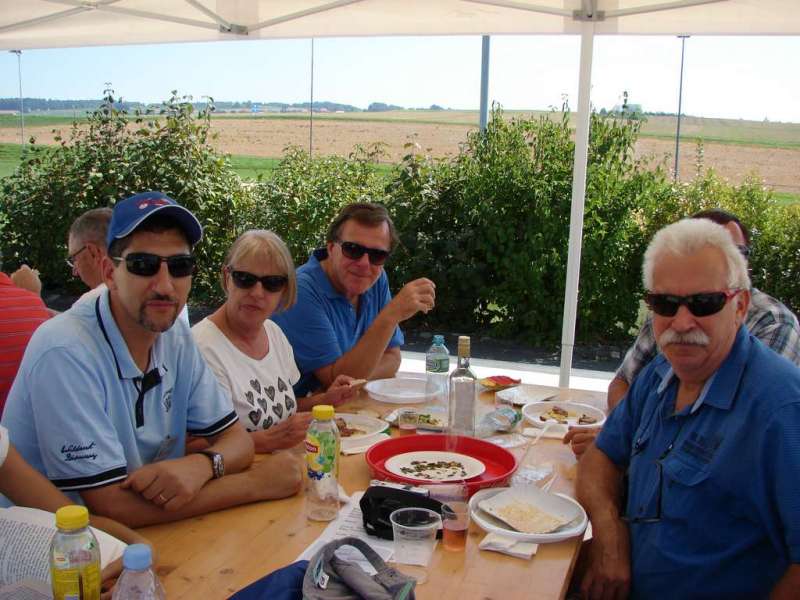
[606,0,728,19]
[0,6,91,35]
[479,35,490,132]
[558,20,595,389]
[250,0,367,33]
[184,0,234,31]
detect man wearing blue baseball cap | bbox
[2,191,301,526]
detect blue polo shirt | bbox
[596,326,800,599]
[272,249,404,396]
[2,290,237,498]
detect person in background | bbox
[193,230,356,453]
[272,202,436,396]
[577,218,800,598]
[0,251,50,415]
[0,423,149,598]
[566,208,800,457]
[2,191,300,528]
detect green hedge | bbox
[0,98,791,342]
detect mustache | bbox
[658,328,710,348]
[145,294,178,304]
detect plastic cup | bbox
[397,408,418,434]
[389,507,441,584]
[441,503,470,551]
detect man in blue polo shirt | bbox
[576,218,800,599]
[273,203,435,396]
[3,192,301,526]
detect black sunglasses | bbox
[228,268,288,293]
[645,289,741,318]
[336,241,390,266]
[113,253,196,278]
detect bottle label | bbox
[425,356,449,373]
[306,430,338,480]
[51,563,101,600]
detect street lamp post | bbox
[674,35,689,181]
[9,50,24,145]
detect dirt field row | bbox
[2,118,797,193]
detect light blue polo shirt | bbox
[596,326,800,599]
[2,290,237,496]
[272,248,404,396]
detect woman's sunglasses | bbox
[113,253,196,278]
[228,268,288,293]
[645,289,741,318]
[336,241,390,266]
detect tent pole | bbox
[558,21,595,389]
[479,36,491,132]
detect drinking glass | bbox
[397,408,418,434]
[389,507,441,584]
[441,503,470,551]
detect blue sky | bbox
[1,35,798,122]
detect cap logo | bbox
[138,199,170,210]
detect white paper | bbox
[0,579,52,599]
[0,507,126,587]
[297,491,395,575]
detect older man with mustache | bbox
[576,218,800,599]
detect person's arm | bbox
[249,413,313,453]
[314,278,434,387]
[771,565,800,599]
[576,445,631,600]
[120,422,254,510]
[607,376,630,411]
[81,451,301,528]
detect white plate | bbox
[495,387,557,406]
[336,413,389,440]
[521,401,606,430]
[365,377,431,404]
[384,451,486,482]
[469,486,587,543]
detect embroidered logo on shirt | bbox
[61,442,98,462]
[163,388,173,413]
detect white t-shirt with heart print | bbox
[192,318,301,432]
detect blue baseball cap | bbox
[107,191,203,250]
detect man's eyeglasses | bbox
[112,253,196,278]
[737,244,751,259]
[336,241,390,266]
[66,245,88,268]
[227,268,288,293]
[645,289,741,318]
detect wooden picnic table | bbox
[139,382,606,600]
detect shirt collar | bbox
[96,288,164,381]
[654,324,750,413]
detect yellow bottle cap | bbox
[312,404,335,420]
[55,505,89,530]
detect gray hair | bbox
[221,230,297,312]
[643,218,750,291]
[69,207,112,247]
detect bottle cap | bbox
[457,335,470,355]
[55,505,89,530]
[122,544,153,570]
[312,404,335,420]
[433,334,444,345]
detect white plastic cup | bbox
[389,507,442,584]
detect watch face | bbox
[213,453,224,478]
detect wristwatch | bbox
[199,450,225,479]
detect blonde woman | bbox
[192,230,355,452]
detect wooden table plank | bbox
[140,383,605,599]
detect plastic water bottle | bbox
[112,544,165,600]
[448,336,477,437]
[50,505,101,600]
[305,404,341,521]
[425,335,450,411]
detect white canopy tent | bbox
[1,0,798,387]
